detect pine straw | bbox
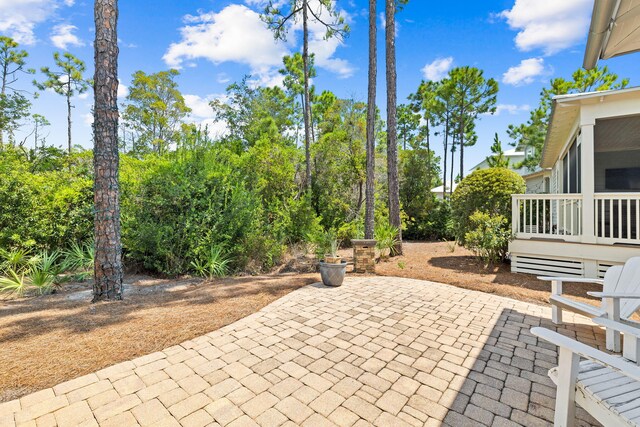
[0,273,316,402]
[374,241,603,307]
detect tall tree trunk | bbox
[67,91,72,154]
[0,65,6,148]
[443,117,448,199]
[459,109,465,180]
[93,0,123,302]
[450,143,455,197]
[386,0,402,255]
[302,0,312,190]
[364,0,376,240]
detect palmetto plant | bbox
[191,245,232,280]
[0,268,28,297]
[62,241,95,274]
[0,248,32,273]
[375,222,400,259]
[28,250,63,294]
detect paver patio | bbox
[0,276,606,426]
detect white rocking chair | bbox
[531,326,640,427]
[539,257,640,352]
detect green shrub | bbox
[451,168,525,243]
[464,211,513,265]
[191,244,232,279]
[404,199,454,241]
[375,222,400,259]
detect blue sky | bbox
[4,0,640,172]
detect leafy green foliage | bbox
[375,222,400,259]
[399,145,442,239]
[451,168,525,244]
[0,268,27,297]
[122,69,191,155]
[464,211,513,266]
[0,147,93,252]
[486,133,510,168]
[191,245,232,279]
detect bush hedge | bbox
[450,168,525,244]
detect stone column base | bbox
[352,239,377,273]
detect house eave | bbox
[584,0,640,69]
[540,86,640,168]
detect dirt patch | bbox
[0,273,316,402]
[373,241,602,307]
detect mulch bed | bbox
[0,273,316,402]
[373,241,602,306]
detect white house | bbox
[509,87,640,278]
[431,183,457,200]
[471,147,533,177]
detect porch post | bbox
[581,122,596,245]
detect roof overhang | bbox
[584,0,640,69]
[540,86,640,167]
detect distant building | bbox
[431,183,457,200]
[471,147,535,177]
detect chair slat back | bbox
[611,257,640,318]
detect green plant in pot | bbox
[324,238,342,264]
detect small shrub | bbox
[451,168,525,243]
[190,245,232,279]
[464,211,513,266]
[27,250,63,294]
[375,222,400,259]
[307,229,340,260]
[0,268,28,297]
[62,241,94,273]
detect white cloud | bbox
[184,94,216,119]
[421,57,454,81]
[217,73,231,84]
[164,2,354,82]
[494,104,531,115]
[82,112,93,126]
[183,94,229,138]
[0,0,74,45]
[164,5,288,75]
[502,57,546,86]
[498,0,591,55]
[50,24,84,49]
[117,80,129,99]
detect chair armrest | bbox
[594,318,640,339]
[530,327,640,382]
[588,292,640,299]
[538,276,604,285]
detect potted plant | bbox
[319,235,347,287]
[324,239,341,264]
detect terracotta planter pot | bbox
[324,255,342,264]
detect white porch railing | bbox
[512,194,583,242]
[594,193,640,244]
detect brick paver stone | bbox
[4,277,605,427]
